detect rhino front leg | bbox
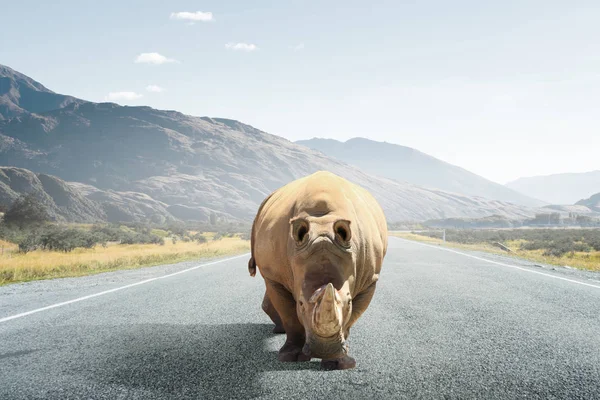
[346,281,377,334]
[261,291,285,333]
[265,279,311,362]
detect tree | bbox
[2,193,50,229]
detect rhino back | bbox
[251,171,387,292]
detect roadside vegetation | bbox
[0,193,251,285]
[392,229,600,272]
[417,212,600,229]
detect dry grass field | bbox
[0,236,249,285]
[392,231,600,272]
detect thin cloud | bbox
[105,92,143,101]
[225,42,258,52]
[134,52,178,64]
[293,43,305,51]
[146,85,164,93]
[170,11,213,22]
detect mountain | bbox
[0,65,84,121]
[538,204,598,216]
[295,137,544,207]
[0,104,537,222]
[576,192,600,213]
[0,64,538,223]
[506,171,600,205]
[0,167,177,223]
[0,166,104,223]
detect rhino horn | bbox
[312,283,343,337]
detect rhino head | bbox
[288,215,355,359]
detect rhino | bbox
[248,171,388,370]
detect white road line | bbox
[392,237,600,290]
[0,253,251,324]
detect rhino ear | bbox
[290,217,310,245]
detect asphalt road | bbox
[1,237,599,399]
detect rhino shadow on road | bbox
[92,322,322,398]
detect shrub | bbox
[240,231,251,241]
[520,241,545,251]
[589,237,600,252]
[18,226,100,253]
[90,224,127,242]
[543,247,569,257]
[0,223,27,244]
[421,228,600,257]
[167,222,187,237]
[44,227,99,252]
[3,193,50,229]
[17,224,165,253]
[572,242,591,252]
[121,233,164,246]
[151,229,169,238]
[192,233,207,244]
[18,231,42,253]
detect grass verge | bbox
[0,237,249,285]
[391,232,600,272]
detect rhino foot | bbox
[320,355,356,370]
[278,343,312,362]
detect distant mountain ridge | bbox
[576,192,600,213]
[296,137,544,207]
[506,170,600,205]
[0,64,539,223]
[0,65,84,120]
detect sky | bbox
[1,0,599,184]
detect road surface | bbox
[1,237,599,399]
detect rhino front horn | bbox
[312,283,343,337]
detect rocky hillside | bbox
[0,167,104,223]
[0,167,178,223]
[296,137,544,207]
[0,64,539,223]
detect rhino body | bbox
[248,171,388,370]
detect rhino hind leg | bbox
[264,279,312,362]
[261,292,285,334]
